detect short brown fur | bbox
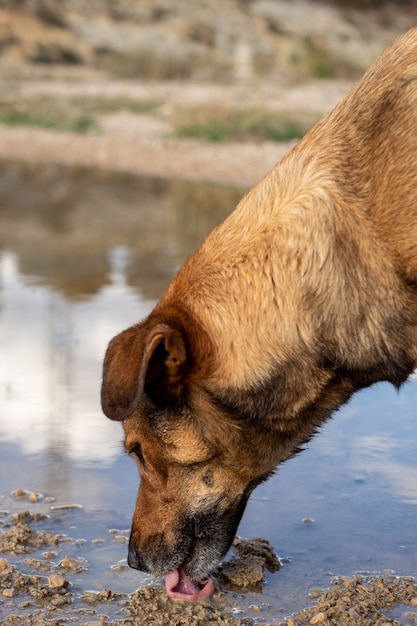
[102,29,417,581]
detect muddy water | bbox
[0,161,417,625]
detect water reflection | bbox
[0,162,244,462]
[0,161,244,300]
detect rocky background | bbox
[0,0,416,82]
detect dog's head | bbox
[101,307,274,582]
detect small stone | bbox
[11,488,27,499]
[110,562,128,572]
[59,556,88,571]
[3,588,14,598]
[48,574,68,588]
[75,539,87,546]
[302,518,314,524]
[310,613,326,624]
[82,591,101,604]
[43,551,57,559]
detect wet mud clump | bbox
[220,536,281,589]
[0,512,62,555]
[128,586,254,625]
[287,573,417,626]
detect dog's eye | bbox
[128,443,146,468]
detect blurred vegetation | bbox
[0,94,317,143]
[96,47,235,82]
[0,97,160,133]
[172,107,315,143]
[0,103,94,133]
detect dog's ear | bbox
[101,323,188,421]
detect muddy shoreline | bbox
[1,489,417,626]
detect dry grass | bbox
[0,94,317,143]
[172,106,318,143]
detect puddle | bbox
[0,161,417,624]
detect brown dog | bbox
[101,28,417,599]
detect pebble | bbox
[60,555,88,571]
[11,488,28,499]
[3,588,15,597]
[48,574,68,588]
[309,613,326,624]
[43,551,57,559]
[82,591,101,604]
[110,563,128,572]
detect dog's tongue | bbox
[165,568,215,602]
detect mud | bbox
[1,489,417,625]
[221,537,281,589]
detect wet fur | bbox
[102,29,417,581]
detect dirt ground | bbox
[0,64,353,188]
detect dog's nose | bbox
[127,541,147,571]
